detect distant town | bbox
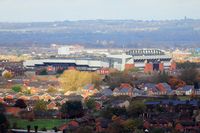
[0,44,200,133]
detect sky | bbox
[0,0,200,22]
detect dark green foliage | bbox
[105,71,134,86]
[154,71,170,83]
[150,128,165,133]
[75,126,93,133]
[56,69,64,74]
[14,99,27,108]
[127,101,146,117]
[100,107,127,119]
[85,98,96,110]
[177,62,200,69]
[0,103,5,113]
[60,101,84,118]
[179,68,199,85]
[39,69,47,75]
[12,85,22,93]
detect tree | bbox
[47,86,57,93]
[0,103,8,133]
[105,71,134,87]
[179,68,199,85]
[59,70,100,92]
[152,71,170,83]
[106,122,126,133]
[85,98,96,110]
[123,119,143,132]
[11,85,22,93]
[100,107,127,119]
[34,100,47,111]
[0,103,5,113]
[39,69,47,75]
[75,126,93,133]
[14,99,27,108]
[127,100,146,117]
[60,101,84,118]
[2,70,13,79]
[168,76,186,90]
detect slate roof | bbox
[101,89,113,96]
[177,85,194,91]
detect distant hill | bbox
[0,19,200,48]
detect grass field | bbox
[8,116,68,130]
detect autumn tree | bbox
[59,70,100,92]
[47,86,57,94]
[2,70,13,79]
[168,76,186,90]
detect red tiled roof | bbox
[120,83,132,89]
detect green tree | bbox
[153,71,170,83]
[85,98,96,110]
[34,100,47,111]
[124,119,143,131]
[39,69,47,75]
[127,100,146,117]
[105,71,134,87]
[100,107,127,119]
[60,101,84,118]
[106,122,126,133]
[75,126,93,133]
[11,85,22,93]
[0,103,6,113]
[14,99,27,108]
[179,68,199,85]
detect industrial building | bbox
[24,49,176,74]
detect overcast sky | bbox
[0,0,200,22]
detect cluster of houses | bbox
[0,82,199,116]
[144,99,200,132]
[103,82,199,97]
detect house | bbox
[47,102,58,110]
[144,83,159,96]
[101,88,113,96]
[113,83,133,96]
[111,100,130,109]
[132,88,143,96]
[5,107,22,117]
[0,97,4,103]
[82,84,98,97]
[176,85,194,95]
[156,83,172,95]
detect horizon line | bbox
[0,17,199,23]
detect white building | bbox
[58,45,84,55]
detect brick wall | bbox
[144,63,153,73]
